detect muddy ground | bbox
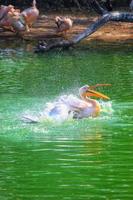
[0,11,133,46]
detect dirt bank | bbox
[0,12,133,45]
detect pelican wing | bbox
[40,95,92,121]
[59,95,89,111]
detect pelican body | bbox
[21,0,39,32]
[0,5,13,20]
[54,84,110,119]
[0,5,16,29]
[0,0,39,33]
[0,6,26,32]
[72,84,109,118]
[55,16,73,35]
[22,84,111,123]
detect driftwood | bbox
[35,0,133,53]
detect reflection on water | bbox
[0,44,133,199]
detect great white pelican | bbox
[22,84,111,123]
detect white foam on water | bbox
[99,100,114,115]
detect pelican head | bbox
[55,16,61,23]
[79,84,110,100]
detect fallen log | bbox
[35,0,133,53]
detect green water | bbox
[0,44,133,200]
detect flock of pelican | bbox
[23,84,111,123]
[0,0,73,35]
[0,0,39,32]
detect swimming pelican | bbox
[57,84,111,119]
[22,84,111,123]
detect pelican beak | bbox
[86,89,110,100]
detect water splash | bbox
[22,95,113,124]
[100,100,114,115]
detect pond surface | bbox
[0,43,133,200]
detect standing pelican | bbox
[0,1,39,33]
[21,0,39,32]
[55,16,73,36]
